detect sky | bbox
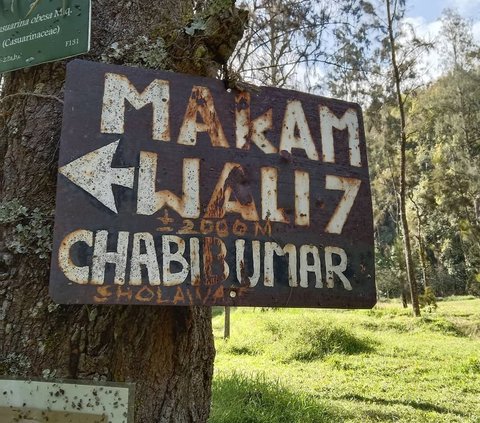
[402,0,480,81]
[407,0,480,40]
[408,0,480,22]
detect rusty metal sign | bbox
[49,59,376,308]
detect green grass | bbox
[210,298,480,423]
[210,373,340,423]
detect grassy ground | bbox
[209,297,480,423]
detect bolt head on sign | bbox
[49,59,376,308]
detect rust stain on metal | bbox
[206,187,226,218]
[239,260,250,287]
[203,237,229,286]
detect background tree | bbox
[229,0,328,88]
[229,0,480,302]
[0,1,247,421]
[406,10,480,296]
[367,6,480,301]
[384,0,421,315]
[335,0,431,315]
[229,0,368,90]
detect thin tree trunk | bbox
[385,0,421,317]
[0,1,247,421]
[411,196,429,288]
[417,227,428,288]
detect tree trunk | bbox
[385,0,421,317]
[0,1,247,421]
[411,198,429,288]
[401,287,408,308]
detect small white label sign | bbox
[0,379,133,422]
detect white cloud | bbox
[444,0,480,17]
[403,17,442,39]
[403,6,480,83]
[473,21,480,42]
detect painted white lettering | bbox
[162,235,189,286]
[129,232,161,285]
[325,175,361,234]
[299,245,322,288]
[295,170,309,226]
[178,85,229,147]
[101,73,170,141]
[280,100,318,160]
[58,229,93,284]
[320,106,361,167]
[235,239,261,287]
[264,242,297,287]
[91,230,129,285]
[137,152,200,217]
[325,246,352,290]
[261,167,289,223]
[190,237,201,285]
[205,162,259,221]
[235,92,277,154]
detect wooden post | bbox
[224,306,231,339]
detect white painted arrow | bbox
[59,140,135,213]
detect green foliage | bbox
[404,64,480,295]
[419,315,462,336]
[419,287,438,311]
[375,239,406,298]
[366,54,480,299]
[323,3,480,301]
[460,356,480,374]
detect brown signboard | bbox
[49,59,375,308]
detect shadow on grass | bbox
[212,306,225,318]
[209,372,345,423]
[337,393,468,418]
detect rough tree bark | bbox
[0,1,247,421]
